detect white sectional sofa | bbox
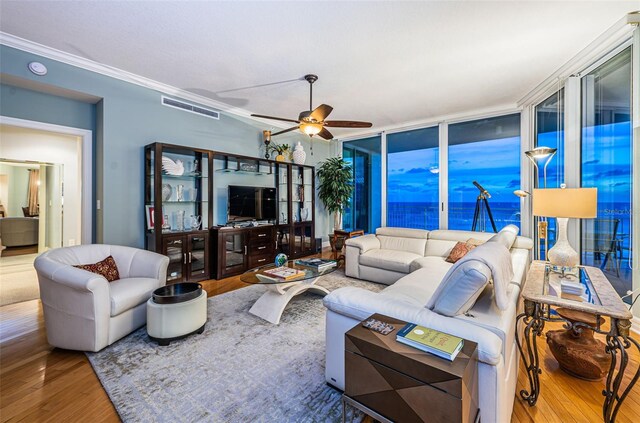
[324,226,533,423]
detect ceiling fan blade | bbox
[271,126,300,136]
[317,127,334,140]
[324,120,373,128]
[251,114,300,124]
[310,104,333,122]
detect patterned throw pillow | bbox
[74,255,120,282]
[466,238,486,247]
[445,241,476,263]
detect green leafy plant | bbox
[316,156,354,230]
[267,142,291,157]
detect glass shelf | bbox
[150,173,207,180]
[216,169,272,175]
[147,201,209,205]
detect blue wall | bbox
[0,45,331,247]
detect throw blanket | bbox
[464,241,514,310]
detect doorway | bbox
[0,119,91,306]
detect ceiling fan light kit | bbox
[251,74,372,142]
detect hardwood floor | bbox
[1,257,638,422]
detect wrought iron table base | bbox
[516,299,640,422]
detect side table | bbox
[332,229,365,263]
[344,313,480,423]
[516,261,639,422]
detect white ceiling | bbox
[1,1,638,138]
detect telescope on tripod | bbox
[471,181,497,233]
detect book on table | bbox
[294,258,337,270]
[261,267,305,281]
[396,323,464,361]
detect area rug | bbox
[0,253,40,306]
[87,270,384,422]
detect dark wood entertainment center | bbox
[144,142,316,282]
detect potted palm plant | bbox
[316,156,354,231]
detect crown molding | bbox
[337,103,520,142]
[517,14,635,107]
[0,32,290,129]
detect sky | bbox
[386,120,632,206]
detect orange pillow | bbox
[74,255,120,282]
[445,242,476,263]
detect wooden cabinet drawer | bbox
[248,253,273,268]
[249,228,273,242]
[249,241,274,255]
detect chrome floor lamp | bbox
[516,147,558,260]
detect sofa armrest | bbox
[126,249,170,285]
[35,255,110,292]
[324,287,502,365]
[344,234,380,253]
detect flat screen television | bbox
[228,185,276,222]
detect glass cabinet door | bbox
[156,147,208,234]
[224,232,245,272]
[277,227,290,256]
[188,233,208,280]
[277,164,289,224]
[163,236,185,283]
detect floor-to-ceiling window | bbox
[386,126,439,229]
[580,47,633,301]
[534,89,565,258]
[342,136,381,233]
[448,114,521,232]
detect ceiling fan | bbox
[251,74,372,140]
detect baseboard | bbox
[632,316,640,336]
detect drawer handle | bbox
[258,246,266,250]
[258,259,266,263]
[258,233,267,237]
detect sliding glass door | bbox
[580,47,633,301]
[448,114,521,232]
[386,127,439,229]
[342,136,381,233]
[534,90,565,258]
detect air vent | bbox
[161,96,220,120]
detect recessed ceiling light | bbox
[28,61,47,76]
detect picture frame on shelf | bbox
[146,205,155,229]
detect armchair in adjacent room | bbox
[34,244,169,352]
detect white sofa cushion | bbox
[376,227,429,255]
[380,267,449,305]
[410,255,452,272]
[488,224,519,250]
[323,287,503,366]
[375,227,429,239]
[425,258,491,316]
[359,249,423,273]
[109,277,158,316]
[345,234,380,252]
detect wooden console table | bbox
[516,261,638,422]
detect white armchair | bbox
[34,244,169,352]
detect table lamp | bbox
[532,188,597,268]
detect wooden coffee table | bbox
[240,260,337,324]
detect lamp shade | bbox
[532,188,597,218]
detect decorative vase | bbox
[176,210,185,231]
[275,154,285,162]
[176,184,185,202]
[161,184,173,201]
[301,208,309,221]
[292,142,306,165]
